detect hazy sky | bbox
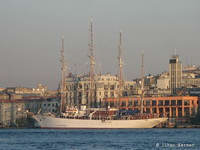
[0,0,200,89]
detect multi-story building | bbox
[0,100,25,127]
[65,73,136,108]
[181,71,200,88]
[169,55,182,95]
[0,97,44,127]
[41,97,60,113]
[104,96,199,118]
[157,73,170,90]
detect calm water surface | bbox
[0,129,199,150]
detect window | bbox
[146,108,150,113]
[123,91,128,96]
[134,100,138,106]
[184,100,190,106]
[110,92,114,97]
[152,108,157,113]
[158,100,163,106]
[104,92,108,98]
[177,100,182,106]
[110,102,114,107]
[110,85,115,90]
[165,100,169,106]
[128,100,132,107]
[121,101,126,107]
[171,100,176,106]
[184,108,190,116]
[152,100,157,106]
[146,100,150,106]
[104,85,108,90]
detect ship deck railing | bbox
[59,113,163,120]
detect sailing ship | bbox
[32,20,167,129]
[33,108,167,129]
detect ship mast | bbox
[118,31,123,109]
[60,36,67,113]
[88,18,95,108]
[140,52,144,114]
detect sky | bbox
[0,0,200,90]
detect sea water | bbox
[0,129,199,150]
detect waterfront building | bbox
[104,96,198,118]
[0,99,27,127]
[169,55,182,95]
[0,97,45,127]
[41,97,60,113]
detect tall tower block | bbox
[169,54,182,95]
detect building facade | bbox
[65,73,136,108]
[0,97,44,127]
[41,97,60,113]
[104,96,199,118]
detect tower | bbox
[117,31,123,108]
[169,54,182,95]
[88,18,96,108]
[60,36,67,113]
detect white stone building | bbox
[65,73,136,108]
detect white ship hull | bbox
[33,114,167,129]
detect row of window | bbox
[67,84,134,90]
[43,103,58,107]
[109,100,192,107]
